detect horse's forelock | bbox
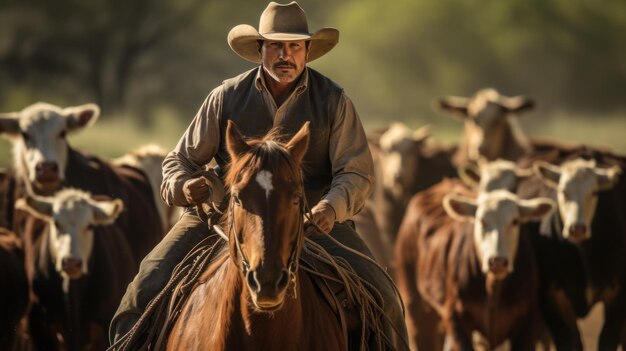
[225,137,301,188]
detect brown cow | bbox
[436,88,535,166]
[0,228,29,350]
[534,158,626,350]
[395,179,554,350]
[17,189,137,351]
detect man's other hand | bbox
[183,177,211,205]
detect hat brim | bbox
[228,24,339,63]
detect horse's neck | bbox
[176,255,304,351]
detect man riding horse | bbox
[110,1,409,349]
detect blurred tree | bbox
[0,0,206,118]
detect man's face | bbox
[261,40,307,84]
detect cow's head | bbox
[378,122,431,199]
[16,189,123,279]
[436,88,534,161]
[0,102,100,194]
[444,190,554,279]
[459,158,533,194]
[534,159,621,242]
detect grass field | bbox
[1,111,625,168]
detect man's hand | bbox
[183,177,211,205]
[305,201,336,236]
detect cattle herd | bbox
[0,88,625,351]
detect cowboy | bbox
[110,1,408,348]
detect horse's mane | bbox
[224,129,303,188]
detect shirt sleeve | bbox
[320,92,375,222]
[161,86,223,206]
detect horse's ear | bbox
[226,120,251,160]
[286,122,310,164]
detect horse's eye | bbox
[293,194,302,205]
[87,224,96,231]
[512,219,520,226]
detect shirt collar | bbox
[255,66,309,95]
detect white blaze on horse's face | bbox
[444,190,554,279]
[0,102,100,193]
[256,170,274,200]
[378,122,430,199]
[16,189,123,280]
[534,159,622,242]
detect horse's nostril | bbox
[276,269,289,290]
[246,270,260,292]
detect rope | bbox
[107,235,223,351]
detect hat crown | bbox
[259,2,309,35]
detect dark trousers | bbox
[109,210,408,349]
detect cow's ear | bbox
[443,194,477,221]
[412,124,431,142]
[533,161,561,189]
[15,195,53,221]
[503,95,535,115]
[458,162,481,189]
[596,165,622,191]
[0,112,21,138]
[91,198,124,225]
[518,197,555,223]
[286,122,310,165]
[226,120,251,161]
[64,103,100,131]
[434,96,469,119]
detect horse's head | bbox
[225,120,309,312]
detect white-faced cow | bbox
[17,189,137,351]
[365,122,457,243]
[0,102,163,261]
[534,158,626,350]
[395,178,555,350]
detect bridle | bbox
[214,170,307,300]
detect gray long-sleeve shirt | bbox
[161,67,374,222]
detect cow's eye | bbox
[59,130,67,139]
[21,132,30,142]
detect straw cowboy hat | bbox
[228,1,339,63]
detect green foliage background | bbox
[1,0,625,165]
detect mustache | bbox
[273,61,296,69]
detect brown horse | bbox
[166,121,346,351]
